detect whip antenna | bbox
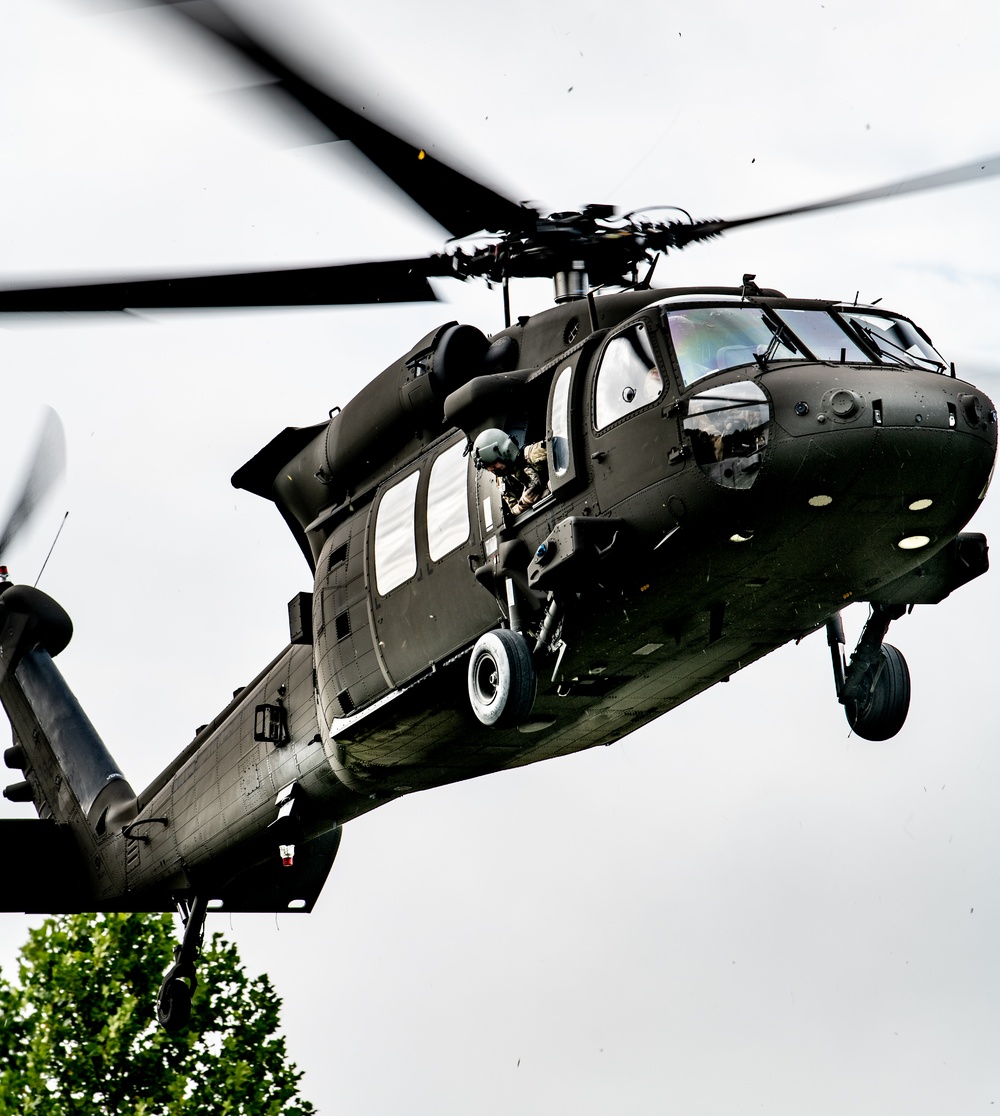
[34,511,69,587]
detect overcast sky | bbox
[1,1,999,1112]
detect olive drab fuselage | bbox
[1,284,993,921]
[4,0,1000,1036]
[236,284,995,801]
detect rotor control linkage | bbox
[156,893,209,1033]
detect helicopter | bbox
[0,1,996,1036]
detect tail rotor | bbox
[0,406,66,564]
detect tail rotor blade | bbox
[0,408,66,560]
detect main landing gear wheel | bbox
[846,643,911,741]
[468,629,537,727]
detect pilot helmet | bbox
[472,428,519,470]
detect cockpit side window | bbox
[594,323,660,430]
[550,364,573,476]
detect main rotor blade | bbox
[159,1,534,239]
[0,257,449,313]
[0,408,66,559]
[671,152,1000,247]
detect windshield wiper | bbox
[853,322,946,372]
[754,318,799,369]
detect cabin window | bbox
[550,364,573,475]
[666,308,798,387]
[594,323,659,430]
[374,471,419,595]
[427,440,471,561]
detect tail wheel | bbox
[468,629,537,727]
[157,971,194,1032]
[846,643,911,741]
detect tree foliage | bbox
[0,913,316,1115]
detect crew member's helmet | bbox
[472,429,519,470]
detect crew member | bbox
[472,428,550,517]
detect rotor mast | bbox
[553,262,589,304]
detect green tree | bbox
[0,912,316,1115]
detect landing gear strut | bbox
[826,604,911,741]
[157,894,208,1032]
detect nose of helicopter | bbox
[768,366,996,440]
[746,364,996,566]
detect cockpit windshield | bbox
[838,311,947,372]
[662,304,948,386]
[775,308,869,364]
[666,307,799,387]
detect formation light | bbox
[808,495,833,507]
[898,535,931,550]
[908,498,933,511]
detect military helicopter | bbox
[0,1,996,1033]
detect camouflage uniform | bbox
[501,440,550,516]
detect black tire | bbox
[468,629,537,728]
[846,643,910,741]
[157,975,193,1032]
